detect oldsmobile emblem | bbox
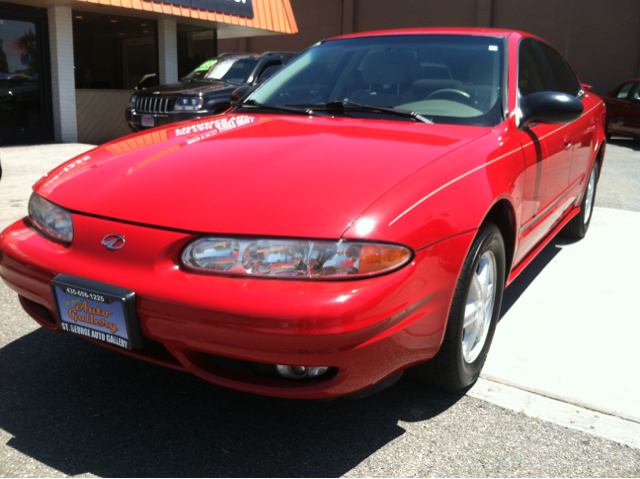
[102,234,125,250]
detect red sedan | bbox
[0,28,605,399]
[602,79,640,140]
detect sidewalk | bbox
[1,143,639,424]
[483,206,640,423]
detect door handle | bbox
[564,133,572,150]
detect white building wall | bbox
[48,5,78,142]
[158,19,178,85]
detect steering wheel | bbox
[426,89,473,105]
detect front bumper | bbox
[0,214,473,398]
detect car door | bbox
[537,42,594,197]
[624,82,640,138]
[514,39,574,263]
[604,82,634,137]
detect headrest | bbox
[361,51,411,85]
[470,54,494,85]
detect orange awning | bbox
[74,0,298,34]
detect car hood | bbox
[138,80,236,96]
[35,114,490,239]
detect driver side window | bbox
[518,40,551,96]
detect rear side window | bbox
[612,82,634,99]
[538,43,581,97]
[518,40,551,96]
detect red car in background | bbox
[0,28,606,399]
[602,79,640,140]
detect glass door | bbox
[0,16,49,145]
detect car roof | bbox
[328,27,540,42]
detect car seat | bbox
[348,51,419,107]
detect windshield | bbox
[185,59,217,80]
[184,56,260,83]
[248,35,505,126]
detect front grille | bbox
[135,96,174,114]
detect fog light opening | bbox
[276,365,329,379]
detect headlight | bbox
[174,97,204,111]
[129,95,137,108]
[28,193,73,244]
[181,238,412,279]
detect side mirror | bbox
[519,92,583,128]
[230,85,256,105]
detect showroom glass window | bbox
[177,24,216,80]
[73,12,158,90]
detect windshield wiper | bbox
[237,99,310,115]
[287,100,433,124]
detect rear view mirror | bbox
[519,92,583,128]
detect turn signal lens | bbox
[359,244,412,275]
[28,193,74,244]
[181,237,412,279]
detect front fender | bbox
[342,119,525,252]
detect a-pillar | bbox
[48,5,78,142]
[158,18,178,85]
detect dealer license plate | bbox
[51,275,140,350]
[141,116,155,127]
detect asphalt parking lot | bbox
[0,139,639,477]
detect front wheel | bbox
[408,222,506,390]
[562,161,599,239]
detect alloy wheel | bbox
[583,166,596,224]
[462,250,497,363]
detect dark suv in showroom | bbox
[125,52,295,131]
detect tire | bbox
[562,161,599,239]
[407,222,506,390]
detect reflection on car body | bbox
[1,28,606,399]
[125,51,296,131]
[602,79,640,140]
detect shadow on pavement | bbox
[499,236,576,320]
[0,328,466,477]
[607,137,640,151]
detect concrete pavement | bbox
[597,137,640,212]
[0,143,96,229]
[482,207,640,423]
